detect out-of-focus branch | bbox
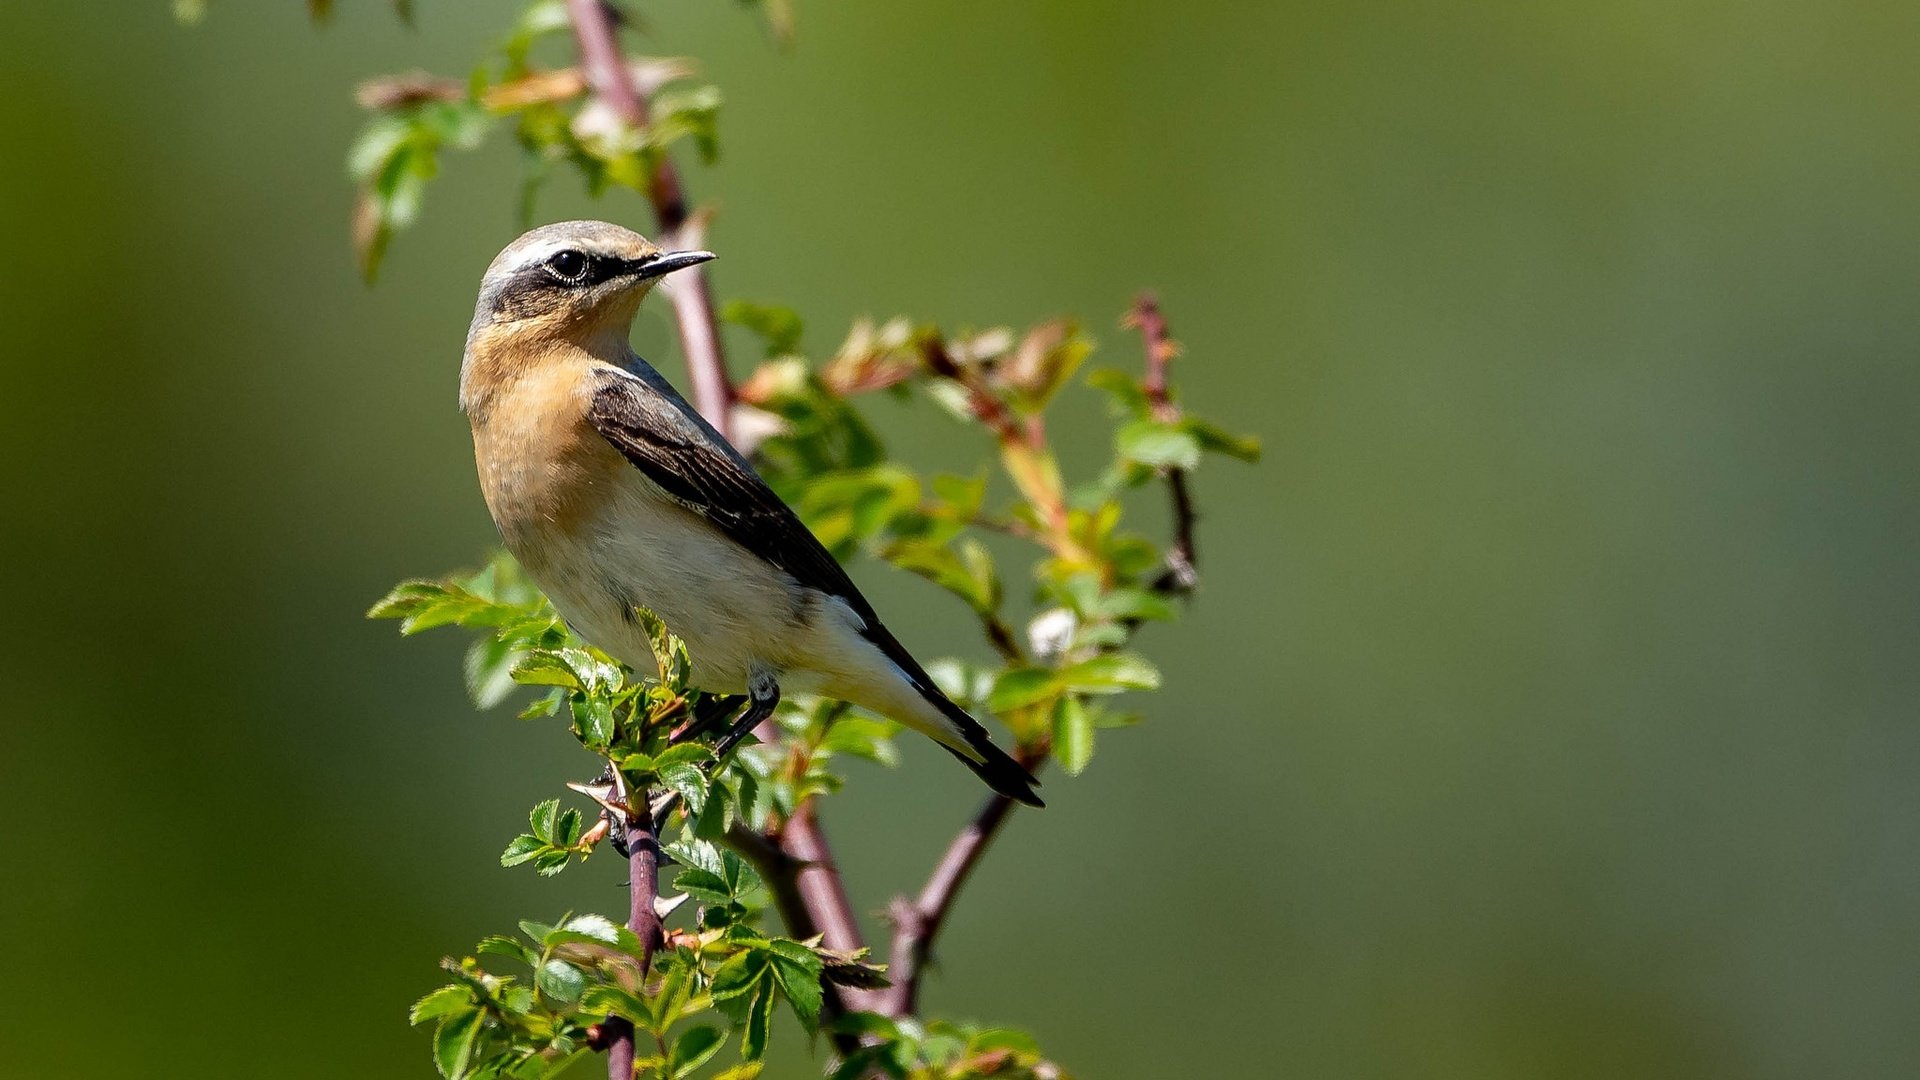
[877,295,1205,1019]
[564,0,873,1050]
[1126,293,1198,594]
[873,747,1042,1018]
[565,0,732,428]
[723,822,866,1056]
[355,59,692,113]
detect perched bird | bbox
[460,220,1042,806]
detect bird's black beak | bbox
[632,249,717,280]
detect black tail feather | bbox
[934,698,1044,807]
[941,740,1045,807]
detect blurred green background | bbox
[3,1,1917,1077]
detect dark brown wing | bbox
[586,365,1043,806]
[585,365,879,628]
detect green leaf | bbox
[741,981,776,1061]
[1187,416,1262,462]
[519,690,563,720]
[464,636,523,709]
[769,955,823,1032]
[710,1064,765,1080]
[535,959,586,1004]
[1052,696,1094,776]
[570,694,615,750]
[665,838,726,876]
[657,763,709,814]
[1086,367,1149,414]
[669,1025,725,1078]
[988,668,1059,713]
[509,653,582,691]
[1095,587,1178,623]
[1057,652,1161,694]
[709,951,768,1002]
[529,799,560,842]
[433,1008,482,1080]
[817,717,900,767]
[475,935,537,964]
[653,743,716,770]
[1117,418,1202,470]
[409,985,473,1026]
[722,301,805,357]
[560,913,624,945]
[674,867,733,905]
[500,834,545,868]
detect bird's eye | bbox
[545,250,590,282]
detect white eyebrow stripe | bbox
[500,238,633,278]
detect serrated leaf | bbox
[665,838,727,876]
[709,951,768,1002]
[561,913,622,944]
[741,981,775,1060]
[657,763,708,815]
[669,1025,725,1078]
[433,1008,482,1079]
[476,935,536,964]
[535,959,586,1004]
[529,799,560,842]
[770,955,822,1031]
[570,694,615,750]
[674,867,733,905]
[510,653,582,691]
[653,743,716,769]
[409,985,472,1026]
[500,834,545,867]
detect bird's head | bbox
[468,220,714,351]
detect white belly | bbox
[513,472,805,693]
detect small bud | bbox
[1026,607,1077,662]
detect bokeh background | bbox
[4,2,1917,1077]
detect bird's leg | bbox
[648,679,779,834]
[671,692,747,746]
[710,671,780,761]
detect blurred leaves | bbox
[353,2,1252,1076]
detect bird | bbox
[460,220,1042,806]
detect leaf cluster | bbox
[407,904,861,1080]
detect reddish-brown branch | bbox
[566,0,731,427]
[724,821,865,1054]
[599,792,663,1080]
[565,0,869,1051]
[874,748,1043,1018]
[1126,293,1199,594]
[876,295,1206,1018]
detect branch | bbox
[876,295,1206,1018]
[564,2,871,998]
[565,0,732,429]
[724,821,867,1056]
[1126,293,1198,595]
[593,781,663,1080]
[872,749,1040,1018]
